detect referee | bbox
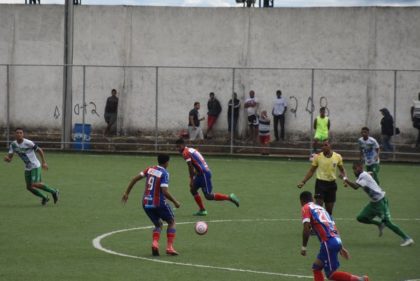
[297,141,347,215]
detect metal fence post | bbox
[230,68,235,155]
[82,65,86,150]
[309,69,315,156]
[155,67,159,152]
[393,70,397,160]
[6,65,10,147]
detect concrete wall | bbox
[1,5,420,141]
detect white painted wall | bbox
[1,5,420,141]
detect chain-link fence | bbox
[1,64,420,161]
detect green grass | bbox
[0,153,419,281]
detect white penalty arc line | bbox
[92,218,420,279]
[92,219,312,279]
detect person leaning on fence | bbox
[272,90,287,141]
[410,92,420,148]
[227,92,240,139]
[379,108,394,158]
[188,102,205,142]
[205,92,222,139]
[104,89,119,136]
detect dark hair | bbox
[320,107,326,112]
[175,138,185,145]
[352,160,364,168]
[361,126,369,132]
[15,127,24,132]
[111,89,117,93]
[300,191,313,203]
[276,90,282,95]
[194,102,200,106]
[158,154,170,165]
[209,92,215,96]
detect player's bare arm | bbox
[4,153,13,162]
[298,166,317,188]
[36,148,48,170]
[122,174,144,203]
[187,162,195,188]
[301,222,311,256]
[341,176,360,190]
[339,247,351,260]
[162,187,181,208]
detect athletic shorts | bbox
[314,132,328,142]
[207,115,218,129]
[188,126,204,141]
[366,164,380,184]
[143,203,175,228]
[259,135,270,145]
[193,171,213,195]
[247,115,259,127]
[25,167,42,185]
[314,237,342,278]
[314,179,337,203]
[358,197,391,222]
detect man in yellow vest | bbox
[311,107,330,160]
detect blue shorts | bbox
[193,172,213,195]
[143,203,175,228]
[314,237,342,278]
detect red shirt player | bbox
[175,138,239,216]
[300,191,369,281]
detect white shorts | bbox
[188,126,204,141]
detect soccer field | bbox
[1,153,419,281]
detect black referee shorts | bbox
[314,179,337,203]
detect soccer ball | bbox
[194,221,208,235]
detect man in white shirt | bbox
[358,127,380,183]
[244,90,259,144]
[341,161,414,247]
[272,90,287,141]
[4,128,59,206]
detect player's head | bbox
[249,90,255,98]
[194,102,200,109]
[158,154,170,168]
[111,89,117,96]
[276,90,282,98]
[321,140,331,154]
[209,92,215,99]
[361,127,370,139]
[15,128,24,141]
[175,138,186,153]
[352,160,364,177]
[320,107,326,117]
[260,110,267,119]
[300,191,313,206]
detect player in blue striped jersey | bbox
[122,154,181,256]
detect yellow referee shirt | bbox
[312,152,343,181]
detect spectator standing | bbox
[379,108,394,157]
[227,93,240,139]
[104,89,119,136]
[410,93,420,148]
[272,90,287,141]
[258,110,271,155]
[358,127,380,184]
[205,92,222,139]
[188,102,205,142]
[244,90,259,144]
[311,107,330,159]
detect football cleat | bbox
[41,196,49,206]
[229,193,240,207]
[152,246,160,256]
[166,248,179,256]
[400,238,414,247]
[52,190,60,204]
[193,210,208,216]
